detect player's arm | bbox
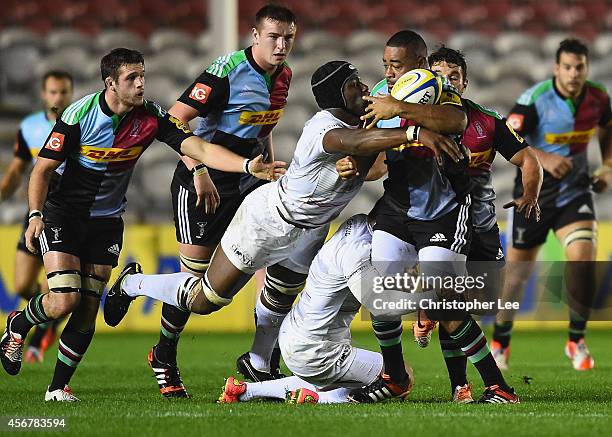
[361,92,467,133]
[0,130,32,200]
[323,126,463,162]
[494,117,542,220]
[156,114,286,181]
[25,121,80,252]
[592,100,612,193]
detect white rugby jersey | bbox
[286,214,372,343]
[275,110,365,227]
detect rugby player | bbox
[0,71,73,363]
[492,38,612,371]
[336,31,520,403]
[147,4,297,396]
[103,60,464,398]
[0,48,285,402]
[218,212,432,404]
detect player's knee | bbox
[179,253,210,277]
[81,273,107,300]
[47,270,82,315]
[188,275,230,315]
[260,266,306,314]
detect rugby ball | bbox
[391,69,441,105]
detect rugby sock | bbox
[240,375,316,401]
[49,325,94,391]
[249,294,289,372]
[492,321,513,349]
[371,319,408,383]
[438,324,468,392]
[449,316,509,390]
[12,294,52,337]
[28,325,48,349]
[155,304,190,364]
[568,317,587,343]
[122,272,193,308]
[317,387,351,404]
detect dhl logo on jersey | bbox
[80,146,143,162]
[545,128,596,145]
[469,148,493,167]
[239,109,284,125]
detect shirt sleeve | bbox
[507,103,538,136]
[37,119,81,162]
[13,129,32,161]
[494,116,527,161]
[177,70,230,117]
[599,93,612,126]
[155,113,194,154]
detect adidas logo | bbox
[107,244,120,256]
[578,204,593,214]
[429,233,447,242]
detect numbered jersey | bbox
[370,78,470,221]
[462,98,526,232]
[175,46,291,196]
[508,79,611,207]
[39,91,192,218]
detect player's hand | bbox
[360,95,403,129]
[417,128,463,164]
[503,196,541,222]
[194,172,220,215]
[592,164,612,193]
[540,152,573,179]
[336,156,359,180]
[249,154,287,181]
[25,217,44,254]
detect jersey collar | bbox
[246,46,284,89]
[552,76,586,111]
[99,89,115,117]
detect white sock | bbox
[122,272,193,308]
[249,296,287,372]
[239,376,316,401]
[317,387,351,404]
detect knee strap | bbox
[47,270,81,294]
[81,273,107,299]
[563,228,596,248]
[179,253,210,275]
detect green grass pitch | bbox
[1,329,611,436]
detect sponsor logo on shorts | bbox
[45,132,65,152]
[429,233,447,242]
[515,227,526,244]
[496,248,504,260]
[80,146,143,162]
[189,83,212,104]
[195,222,207,239]
[231,244,254,268]
[335,344,352,368]
[108,244,121,256]
[507,113,524,131]
[239,109,284,125]
[578,204,593,214]
[50,227,62,243]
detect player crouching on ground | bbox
[218,212,438,404]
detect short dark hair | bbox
[386,30,427,54]
[428,45,468,79]
[100,48,144,82]
[42,70,73,89]
[255,3,296,28]
[556,38,589,63]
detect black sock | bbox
[28,326,47,349]
[569,317,587,343]
[372,319,407,383]
[449,315,509,390]
[156,304,190,364]
[13,294,52,337]
[439,325,468,393]
[49,325,95,391]
[492,321,513,349]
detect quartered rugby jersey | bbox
[508,79,611,207]
[370,77,470,221]
[176,46,291,196]
[14,111,54,163]
[462,98,526,232]
[38,91,192,218]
